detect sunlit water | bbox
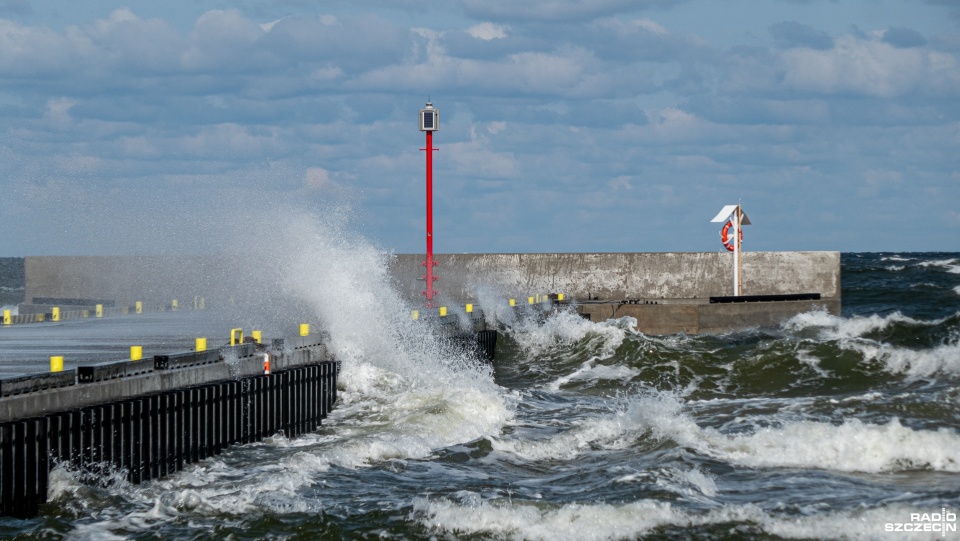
[0,249,958,540]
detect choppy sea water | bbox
[0,252,958,540]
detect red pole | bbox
[421,129,438,306]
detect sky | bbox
[0,0,957,256]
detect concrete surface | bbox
[389,252,840,303]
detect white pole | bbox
[733,205,740,296]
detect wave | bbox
[413,496,940,540]
[492,391,960,473]
[545,358,641,391]
[918,258,960,274]
[782,310,960,378]
[782,309,948,340]
[265,211,515,467]
[507,309,634,361]
[836,337,960,378]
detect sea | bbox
[0,251,957,540]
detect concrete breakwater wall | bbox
[23,255,223,308]
[20,252,840,334]
[389,252,841,334]
[0,335,338,518]
[388,252,840,302]
[22,252,839,306]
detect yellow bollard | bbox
[252,330,262,344]
[96,304,103,318]
[52,307,60,322]
[558,293,565,301]
[196,337,207,352]
[299,323,309,336]
[135,301,143,314]
[50,356,63,373]
[528,296,535,305]
[439,306,447,317]
[3,309,10,325]
[509,298,516,307]
[171,299,179,311]
[130,346,143,361]
[230,328,243,346]
[466,303,473,313]
[411,310,419,320]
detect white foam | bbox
[413,496,696,541]
[490,391,694,462]
[918,258,960,274]
[782,309,940,340]
[545,359,641,391]
[703,417,960,472]
[494,391,960,473]
[257,210,516,466]
[844,340,960,378]
[508,309,633,361]
[414,497,941,540]
[783,310,960,377]
[795,348,831,378]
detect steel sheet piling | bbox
[0,356,339,518]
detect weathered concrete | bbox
[389,252,840,302]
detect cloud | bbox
[467,22,508,40]
[460,0,687,22]
[724,33,960,101]
[769,21,833,50]
[881,26,927,48]
[0,4,957,255]
[43,97,78,127]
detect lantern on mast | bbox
[419,101,439,306]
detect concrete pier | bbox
[390,252,841,334]
[0,334,338,518]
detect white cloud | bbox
[44,97,78,127]
[467,22,508,40]
[629,18,668,35]
[778,35,960,98]
[487,121,507,134]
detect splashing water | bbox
[5,236,958,541]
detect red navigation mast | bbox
[419,101,439,306]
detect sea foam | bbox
[414,496,936,540]
[492,391,960,473]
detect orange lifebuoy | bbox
[720,220,742,252]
